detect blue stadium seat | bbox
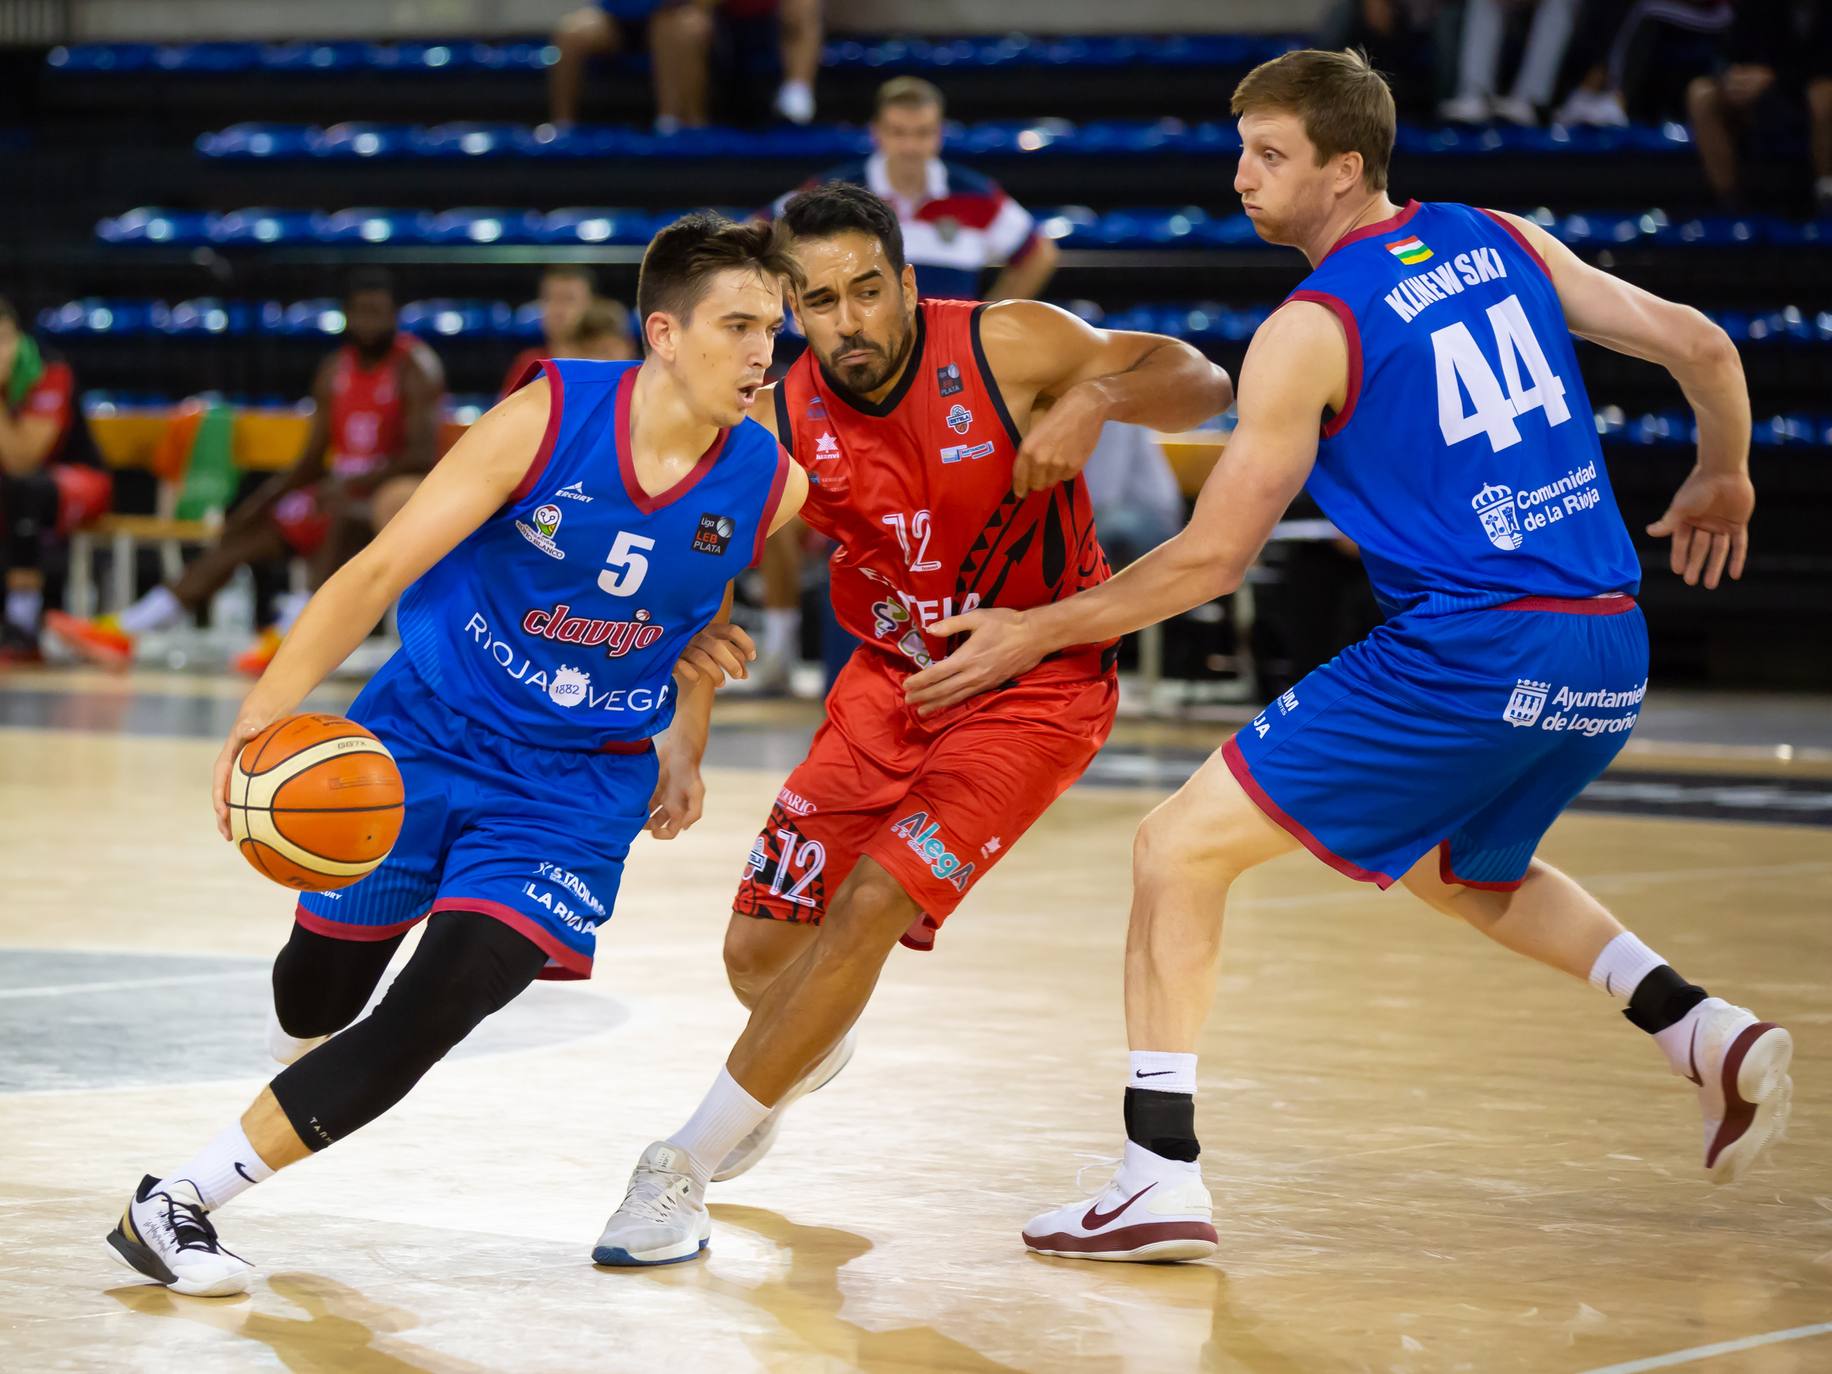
[425,208,545,245]
[398,299,517,339]
[164,299,253,336]
[209,208,320,245]
[266,300,349,337]
[191,117,1702,164]
[96,208,215,246]
[538,208,660,245]
[315,208,436,244]
[36,299,167,336]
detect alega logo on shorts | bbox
[890,811,976,891]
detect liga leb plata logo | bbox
[936,362,963,397]
[692,512,736,555]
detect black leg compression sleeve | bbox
[1623,964,1708,1034]
[0,471,59,572]
[1124,1087,1201,1163]
[270,912,548,1150]
[272,920,407,1039]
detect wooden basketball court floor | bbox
[2,668,1829,1374]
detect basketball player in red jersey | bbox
[594,182,1232,1266]
[47,270,444,674]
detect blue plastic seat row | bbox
[45,296,1832,352]
[39,298,552,340]
[48,33,1302,77]
[193,117,1697,164]
[97,203,1832,252]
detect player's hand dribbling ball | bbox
[226,713,405,891]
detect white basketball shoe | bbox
[1023,1143,1219,1262]
[712,1031,857,1182]
[106,1175,253,1297]
[592,1142,711,1267]
[1671,997,1793,1184]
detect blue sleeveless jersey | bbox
[1289,200,1641,616]
[397,359,789,748]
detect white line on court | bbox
[1577,1321,1832,1374]
[0,971,252,1000]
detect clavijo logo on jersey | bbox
[522,602,666,657]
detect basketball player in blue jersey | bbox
[908,48,1789,1263]
[102,213,808,1297]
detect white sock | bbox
[271,590,310,634]
[165,1122,276,1211]
[118,585,184,635]
[5,587,41,633]
[1128,1049,1197,1096]
[1588,932,1666,1003]
[1120,1137,1200,1180]
[761,608,800,662]
[666,1066,770,1188]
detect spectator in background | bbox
[47,272,444,675]
[0,298,77,663]
[1316,1,1452,117]
[1555,0,1731,126]
[1079,422,1185,570]
[774,78,1060,301]
[573,298,640,361]
[1441,0,1580,125]
[1686,1,1832,213]
[499,265,601,398]
[549,0,822,131]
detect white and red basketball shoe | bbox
[1667,997,1793,1184]
[1022,1143,1218,1262]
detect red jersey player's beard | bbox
[822,316,914,399]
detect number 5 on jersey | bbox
[598,531,655,596]
[1432,293,1571,453]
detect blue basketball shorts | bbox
[1224,594,1649,890]
[294,655,658,979]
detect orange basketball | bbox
[227,713,405,892]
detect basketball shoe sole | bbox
[1694,1008,1792,1184]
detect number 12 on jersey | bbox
[1432,293,1571,453]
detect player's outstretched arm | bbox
[209,381,552,838]
[905,304,1338,713]
[976,300,1234,497]
[1494,211,1753,589]
[648,462,808,837]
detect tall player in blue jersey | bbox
[907,48,1789,1262]
[103,213,808,1297]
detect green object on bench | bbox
[173,403,238,521]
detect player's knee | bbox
[1132,797,1227,881]
[820,871,914,959]
[723,913,795,993]
[656,5,713,46]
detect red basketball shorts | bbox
[733,647,1117,950]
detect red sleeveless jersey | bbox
[776,299,1113,677]
[326,333,426,479]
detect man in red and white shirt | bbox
[0,297,79,662]
[772,76,1060,302]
